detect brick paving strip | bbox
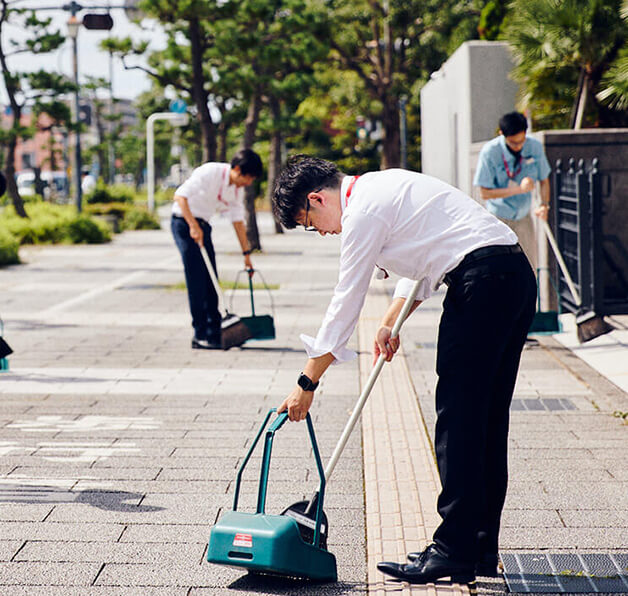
[359,286,469,596]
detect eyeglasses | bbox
[303,190,321,232]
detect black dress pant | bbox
[431,248,536,563]
[171,215,221,343]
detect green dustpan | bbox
[230,269,276,341]
[207,410,337,582]
[528,268,562,336]
[0,317,12,372]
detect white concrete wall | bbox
[421,41,519,195]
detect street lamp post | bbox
[67,14,82,212]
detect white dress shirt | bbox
[301,169,517,363]
[172,162,245,223]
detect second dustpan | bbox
[200,246,252,349]
[229,269,276,341]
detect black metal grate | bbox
[511,398,577,412]
[502,552,628,593]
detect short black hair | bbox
[272,155,342,229]
[499,112,528,137]
[231,148,263,178]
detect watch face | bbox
[298,373,316,391]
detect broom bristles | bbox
[221,319,252,350]
[576,311,614,343]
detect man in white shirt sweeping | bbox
[271,155,536,585]
[171,149,263,349]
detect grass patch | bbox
[167,280,279,291]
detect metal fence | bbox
[553,157,628,316]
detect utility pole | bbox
[66,12,82,212]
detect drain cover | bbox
[502,553,628,593]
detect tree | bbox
[103,0,239,163]
[114,89,177,189]
[324,0,487,169]
[504,0,628,129]
[0,3,69,216]
[219,0,330,238]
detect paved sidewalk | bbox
[0,211,626,595]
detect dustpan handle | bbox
[232,408,276,511]
[248,274,255,317]
[254,411,327,548]
[256,411,291,513]
[305,413,327,548]
[229,269,276,318]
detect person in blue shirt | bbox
[473,112,551,270]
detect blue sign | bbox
[169,99,187,114]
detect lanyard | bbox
[502,153,522,180]
[344,175,359,207]
[216,166,230,206]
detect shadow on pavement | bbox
[228,573,366,594]
[0,484,164,512]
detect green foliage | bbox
[120,207,161,231]
[85,181,134,204]
[0,227,20,267]
[65,216,111,244]
[0,203,111,245]
[479,0,508,40]
[83,198,161,232]
[597,45,628,110]
[504,0,628,128]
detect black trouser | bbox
[431,245,536,563]
[171,215,221,343]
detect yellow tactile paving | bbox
[360,287,471,596]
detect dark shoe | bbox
[378,544,475,584]
[191,337,222,350]
[407,549,500,577]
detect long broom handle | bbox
[540,220,582,306]
[323,279,422,482]
[199,245,229,318]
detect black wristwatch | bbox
[297,373,319,392]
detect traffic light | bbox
[82,13,113,30]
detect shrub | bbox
[0,203,110,245]
[66,215,111,244]
[86,181,134,204]
[84,202,161,232]
[121,206,161,231]
[0,227,20,266]
[84,201,131,220]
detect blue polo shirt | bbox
[473,135,551,221]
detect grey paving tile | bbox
[499,526,628,549]
[0,521,124,542]
[0,504,54,522]
[14,540,203,564]
[0,540,22,562]
[0,561,101,586]
[119,523,211,544]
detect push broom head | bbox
[220,313,252,350]
[576,310,614,343]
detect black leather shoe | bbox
[191,337,222,350]
[378,544,475,584]
[407,549,500,577]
